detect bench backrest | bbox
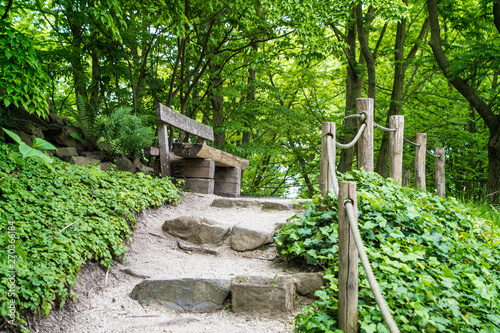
[156,103,214,141]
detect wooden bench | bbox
[145,103,249,197]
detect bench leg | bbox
[214,167,241,198]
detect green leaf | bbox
[32,138,57,151]
[2,127,23,145]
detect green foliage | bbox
[0,21,49,117]
[74,95,102,150]
[2,127,57,171]
[0,142,180,329]
[101,107,155,159]
[275,170,500,332]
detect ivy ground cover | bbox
[0,143,181,330]
[276,170,500,333]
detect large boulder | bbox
[292,273,325,299]
[114,157,137,173]
[230,221,275,252]
[231,275,296,314]
[130,278,231,312]
[162,216,230,246]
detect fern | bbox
[74,95,102,149]
[102,107,155,159]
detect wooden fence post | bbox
[156,104,171,177]
[320,122,336,197]
[389,115,404,185]
[415,133,427,190]
[435,147,445,198]
[357,98,374,172]
[338,181,358,333]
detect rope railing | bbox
[373,122,397,132]
[327,138,400,332]
[336,123,367,150]
[426,150,440,158]
[403,136,421,147]
[344,200,400,333]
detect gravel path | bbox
[33,193,310,333]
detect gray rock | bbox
[262,201,293,211]
[100,162,116,171]
[211,198,261,209]
[293,273,325,298]
[162,216,230,246]
[55,147,78,161]
[230,221,275,252]
[80,151,107,161]
[130,278,231,312]
[43,125,80,147]
[231,275,295,314]
[69,156,100,166]
[114,157,137,173]
[48,113,69,125]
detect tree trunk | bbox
[376,12,406,176]
[210,64,225,147]
[339,10,364,173]
[427,0,500,203]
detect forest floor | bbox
[33,193,311,333]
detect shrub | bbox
[276,170,500,333]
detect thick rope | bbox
[325,139,400,332]
[344,111,368,122]
[374,122,397,132]
[336,123,367,149]
[426,150,440,158]
[403,137,421,147]
[345,201,400,333]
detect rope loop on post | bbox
[373,122,397,132]
[344,111,368,122]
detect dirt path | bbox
[34,193,310,333]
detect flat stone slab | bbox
[231,275,295,314]
[230,221,275,252]
[211,198,309,211]
[130,278,231,312]
[163,215,230,246]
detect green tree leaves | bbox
[0,21,48,117]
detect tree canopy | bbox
[0,0,499,203]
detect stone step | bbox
[129,273,325,315]
[211,197,310,211]
[162,215,282,252]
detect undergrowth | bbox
[275,170,500,333]
[0,142,181,331]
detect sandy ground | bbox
[31,193,310,333]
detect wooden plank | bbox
[157,103,214,141]
[415,133,427,190]
[338,181,358,333]
[144,147,160,156]
[173,143,249,170]
[178,178,215,194]
[357,98,374,172]
[171,159,215,179]
[389,115,404,185]
[435,147,445,198]
[320,122,335,197]
[214,167,241,183]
